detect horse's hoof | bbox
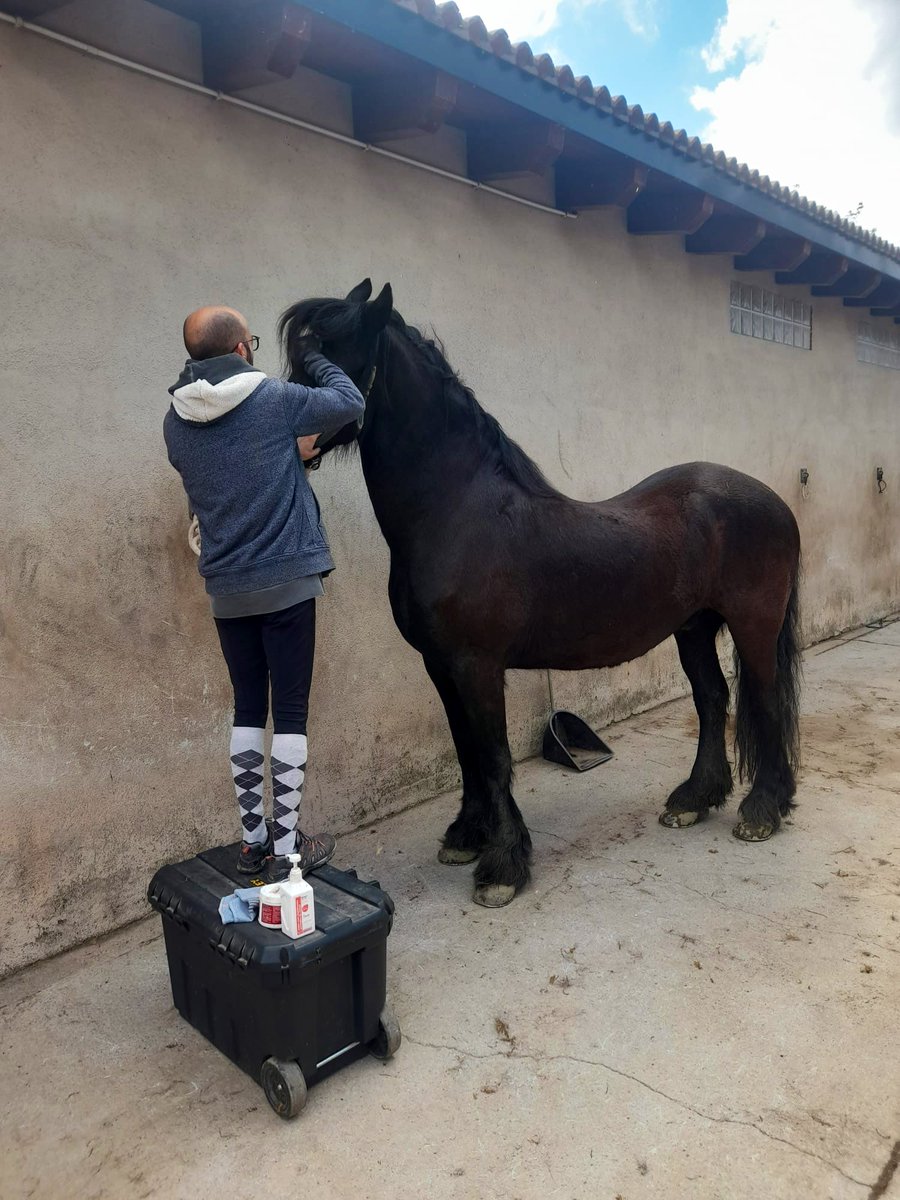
[732,820,775,842]
[659,809,706,829]
[438,846,479,864]
[473,883,517,908]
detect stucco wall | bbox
[2,14,898,974]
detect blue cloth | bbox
[164,352,364,596]
[219,886,265,924]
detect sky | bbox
[460,0,900,246]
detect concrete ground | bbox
[2,624,899,1200]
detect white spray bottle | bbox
[280,853,316,939]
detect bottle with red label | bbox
[279,853,316,939]
[258,883,282,930]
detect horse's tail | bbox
[734,573,802,784]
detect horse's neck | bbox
[359,342,479,547]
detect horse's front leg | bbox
[447,656,532,908]
[423,656,489,865]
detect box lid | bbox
[147,843,393,975]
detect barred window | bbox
[857,322,900,370]
[730,282,811,350]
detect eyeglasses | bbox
[243,335,260,352]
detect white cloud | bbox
[464,0,563,40]
[691,0,900,246]
[618,0,659,39]
[459,0,658,44]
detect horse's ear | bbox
[364,283,393,333]
[346,278,373,304]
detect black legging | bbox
[214,599,315,734]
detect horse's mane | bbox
[278,298,559,500]
[278,297,363,363]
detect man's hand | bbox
[298,434,322,466]
[294,334,322,367]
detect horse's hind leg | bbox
[423,657,489,865]
[728,589,801,842]
[660,611,733,829]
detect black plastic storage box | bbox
[147,843,399,1119]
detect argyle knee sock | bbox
[230,726,267,846]
[271,733,307,857]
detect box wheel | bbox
[370,1004,401,1060]
[261,1057,308,1119]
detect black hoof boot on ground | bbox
[472,838,532,908]
[659,771,731,830]
[439,814,488,865]
[438,845,480,864]
[659,808,708,829]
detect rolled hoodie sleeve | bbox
[280,353,365,438]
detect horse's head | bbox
[278,279,393,455]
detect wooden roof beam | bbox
[555,159,647,211]
[734,237,811,272]
[811,266,881,299]
[869,303,900,318]
[775,252,848,287]
[844,280,900,309]
[354,71,458,144]
[468,120,566,182]
[202,1,311,93]
[685,216,766,255]
[626,190,714,235]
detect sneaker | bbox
[236,829,273,876]
[264,831,336,883]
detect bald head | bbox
[183,306,250,360]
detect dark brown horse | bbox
[280,281,802,907]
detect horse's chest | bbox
[387,564,465,654]
[386,570,423,647]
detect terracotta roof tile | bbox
[515,41,534,70]
[436,2,461,30]
[535,53,557,80]
[488,28,512,57]
[465,15,490,46]
[556,64,577,92]
[389,0,897,262]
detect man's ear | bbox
[364,283,393,333]
[346,278,373,304]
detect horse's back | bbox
[614,461,789,511]
[606,461,798,546]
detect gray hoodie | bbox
[164,352,364,598]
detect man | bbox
[164,305,365,881]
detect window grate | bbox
[730,282,811,350]
[857,322,900,371]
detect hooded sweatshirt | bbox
[164,352,364,599]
